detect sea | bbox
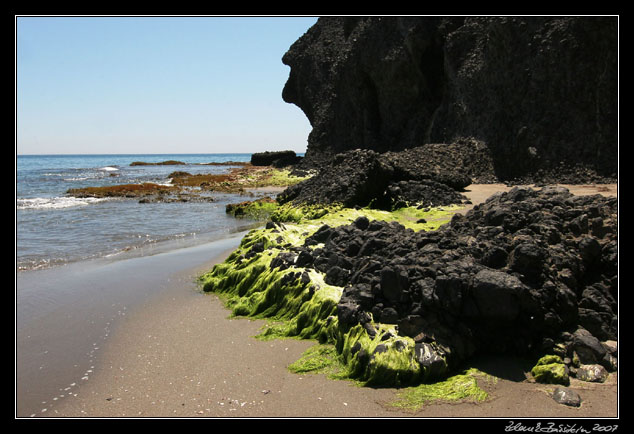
[16,153,270,272]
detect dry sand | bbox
[22,184,619,420]
[457,183,618,214]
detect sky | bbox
[15,16,318,155]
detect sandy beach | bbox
[16,184,618,420]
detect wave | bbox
[17,196,107,210]
[63,177,91,181]
[99,166,119,172]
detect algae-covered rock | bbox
[203,186,618,388]
[339,323,421,386]
[531,355,570,385]
[67,183,178,198]
[532,364,570,385]
[321,187,617,373]
[226,197,279,220]
[535,354,565,366]
[201,204,460,387]
[200,222,344,344]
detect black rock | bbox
[295,250,314,267]
[414,342,448,379]
[552,387,582,407]
[578,236,602,264]
[325,265,349,287]
[312,186,618,370]
[283,17,616,184]
[277,148,470,210]
[251,150,301,167]
[508,242,546,282]
[572,328,608,366]
[353,216,370,230]
[471,269,525,322]
[379,307,399,324]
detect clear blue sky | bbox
[16,16,318,155]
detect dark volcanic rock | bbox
[282,16,617,183]
[382,140,496,186]
[278,149,396,208]
[283,17,460,161]
[274,187,618,370]
[251,150,301,167]
[277,148,470,209]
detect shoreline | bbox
[16,231,248,418]
[16,184,618,419]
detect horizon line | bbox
[16,151,305,156]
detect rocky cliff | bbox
[282,16,617,183]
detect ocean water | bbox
[16,154,268,271]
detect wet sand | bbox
[48,287,619,419]
[16,232,248,418]
[16,184,618,420]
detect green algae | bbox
[530,355,570,385]
[270,203,344,223]
[337,323,422,387]
[287,344,350,381]
[362,205,462,232]
[270,202,460,232]
[234,167,311,190]
[287,340,495,413]
[534,354,564,366]
[199,225,343,343]
[225,197,279,220]
[262,168,312,187]
[200,202,466,388]
[389,368,493,411]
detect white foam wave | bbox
[99,166,119,172]
[17,196,107,210]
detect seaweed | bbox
[389,368,493,411]
[200,203,459,387]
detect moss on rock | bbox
[200,203,460,387]
[226,197,279,220]
[270,203,343,223]
[263,168,311,187]
[531,355,570,385]
[199,225,343,343]
[338,323,421,386]
[269,202,458,232]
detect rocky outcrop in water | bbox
[251,150,302,167]
[282,16,617,183]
